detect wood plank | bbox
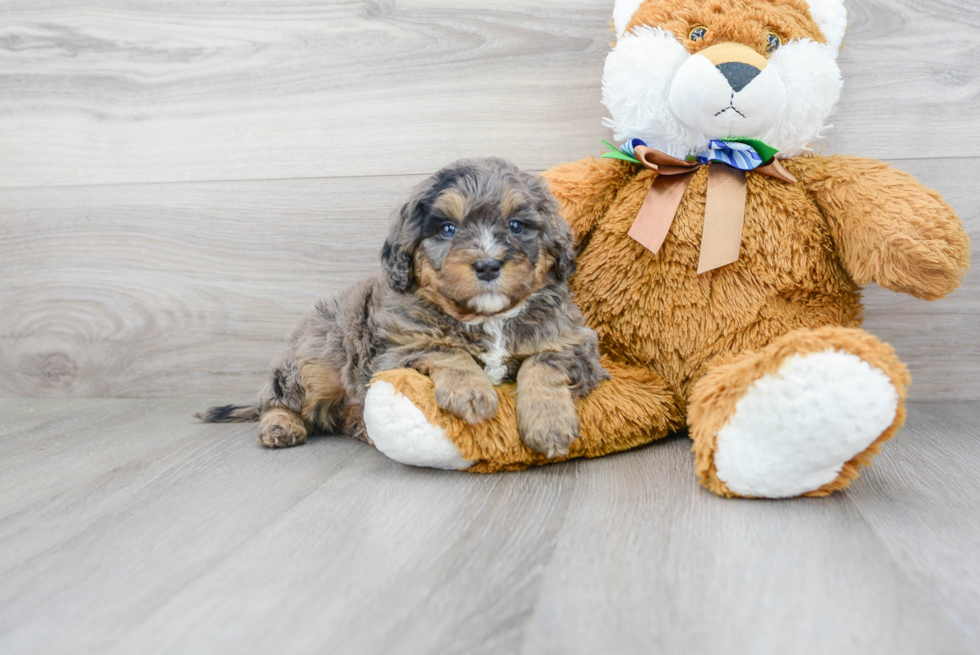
[105,454,571,655]
[1,157,975,400]
[848,402,980,645]
[520,439,971,655]
[0,399,210,521]
[0,0,978,188]
[0,399,571,655]
[0,399,370,652]
[0,174,423,398]
[0,399,277,572]
[0,400,975,654]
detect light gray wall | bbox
[0,0,976,400]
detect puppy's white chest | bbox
[478,318,509,385]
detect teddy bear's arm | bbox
[798,155,971,300]
[542,156,631,244]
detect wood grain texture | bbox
[1,158,975,400]
[0,399,976,654]
[0,0,978,187]
[0,174,423,398]
[850,402,980,645]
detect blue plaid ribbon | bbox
[617,139,765,171]
[695,140,764,171]
[619,138,648,159]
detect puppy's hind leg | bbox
[298,359,349,437]
[257,357,310,449]
[258,408,309,449]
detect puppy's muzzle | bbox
[473,259,502,282]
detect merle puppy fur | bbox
[196,157,608,458]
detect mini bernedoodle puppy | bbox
[196,157,608,458]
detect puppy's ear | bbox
[531,178,577,282]
[381,205,419,293]
[381,180,433,292]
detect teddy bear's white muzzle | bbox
[668,49,787,141]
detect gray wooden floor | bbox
[1,399,978,655]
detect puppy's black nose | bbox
[717,62,761,93]
[473,259,502,281]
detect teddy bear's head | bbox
[603,0,846,159]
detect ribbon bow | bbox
[603,139,797,274]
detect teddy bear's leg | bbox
[363,358,682,473]
[688,326,911,499]
[361,369,475,471]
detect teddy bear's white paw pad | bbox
[714,350,899,498]
[364,381,474,470]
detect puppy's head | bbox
[381,157,575,321]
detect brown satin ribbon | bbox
[626,145,797,274]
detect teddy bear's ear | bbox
[613,0,645,38]
[806,0,848,53]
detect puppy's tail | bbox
[194,403,261,423]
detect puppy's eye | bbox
[689,26,708,42]
[439,222,457,239]
[508,220,525,235]
[766,32,782,54]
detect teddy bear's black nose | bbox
[473,259,502,281]
[717,62,762,93]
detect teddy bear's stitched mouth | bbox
[715,105,747,119]
[714,94,747,119]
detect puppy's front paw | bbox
[434,375,499,424]
[517,393,580,459]
[258,409,308,448]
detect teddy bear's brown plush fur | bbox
[366,0,970,497]
[373,154,968,493]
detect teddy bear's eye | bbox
[766,32,782,54]
[689,26,708,42]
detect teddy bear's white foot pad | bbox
[713,350,899,498]
[363,381,475,470]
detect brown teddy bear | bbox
[361,0,971,498]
